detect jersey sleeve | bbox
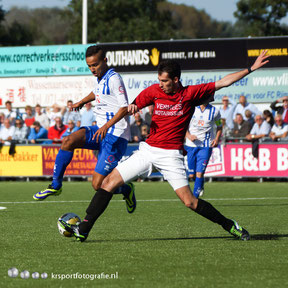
[188,82,215,106]
[133,85,156,109]
[110,74,129,107]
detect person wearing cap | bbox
[219,96,236,130]
[46,103,65,126]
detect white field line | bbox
[1,197,288,204]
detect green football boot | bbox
[229,220,250,241]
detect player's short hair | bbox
[5,100,12,106]
[86,45,106,59]
[158,60,181,80]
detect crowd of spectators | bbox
[220,95,288,143]
[0,100,95,145]
[0,96,288,146]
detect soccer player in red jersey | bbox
[60,50,269,242]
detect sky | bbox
[1,0,287,24]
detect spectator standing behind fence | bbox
[28,121,48,144]
[46,103,65,126]
[220,118,232,140]
[13,118,29,143]
[130,112,150,143]
[270,96,288,124]
[246,114,271,141]
[244,109,255,127]
[0,118,15,145]
[35,104,50,130]
[80,102,96,126]
[263,109,274,127]
[48,117,67,143]
[63,100,81,125]
[3,101,17,124]
[233,95,261,121]
[219,96,236,130]
[61,120,79,139]
[232,113,252,139]
[269,115,288,141]
[23,105,35,127]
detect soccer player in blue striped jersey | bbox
[34,45,136,214]
[185,103,222,198]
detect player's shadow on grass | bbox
[251,233,288,240]
[86,233,288,243]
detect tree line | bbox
[0,0,287,47]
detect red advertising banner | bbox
[42,146,97,176]
[222,143,288,177]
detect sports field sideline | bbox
[1,181,288,288]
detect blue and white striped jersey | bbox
[92,68,130,141]
[185,104,221,147]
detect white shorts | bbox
[116,142,189,190]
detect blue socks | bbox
[193,177,204,198]
[113,183,131,197]
[52,149,74,190]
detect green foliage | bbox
[2,7,73,46]
[159,2,234,39]
[66,0,176,43]
[234,0,288,36]
[1,0,287,46]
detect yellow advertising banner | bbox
[0,146,42,176]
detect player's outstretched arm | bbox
[71,92,95,111]
[92,106,128,142]
[215,50,270,91]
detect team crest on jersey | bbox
[107,155,115,163]
[119,86,125,93]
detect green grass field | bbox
[1,181,288,288]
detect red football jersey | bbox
[133,82,215,150]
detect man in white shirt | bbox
[185,103,222,198]
[3,101,17,123]
[0,118,15,145]
[219,96,236,130]
[35,104,50,130]
[233,95,261,121]
[269,115,288,141]
[246,114,271,141]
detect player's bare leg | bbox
[33,129,86,201]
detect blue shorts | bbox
[185,146,212,175]
[82,126,128,176]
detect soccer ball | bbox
[57,213,81,237]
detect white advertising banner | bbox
[0,69,287,108]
